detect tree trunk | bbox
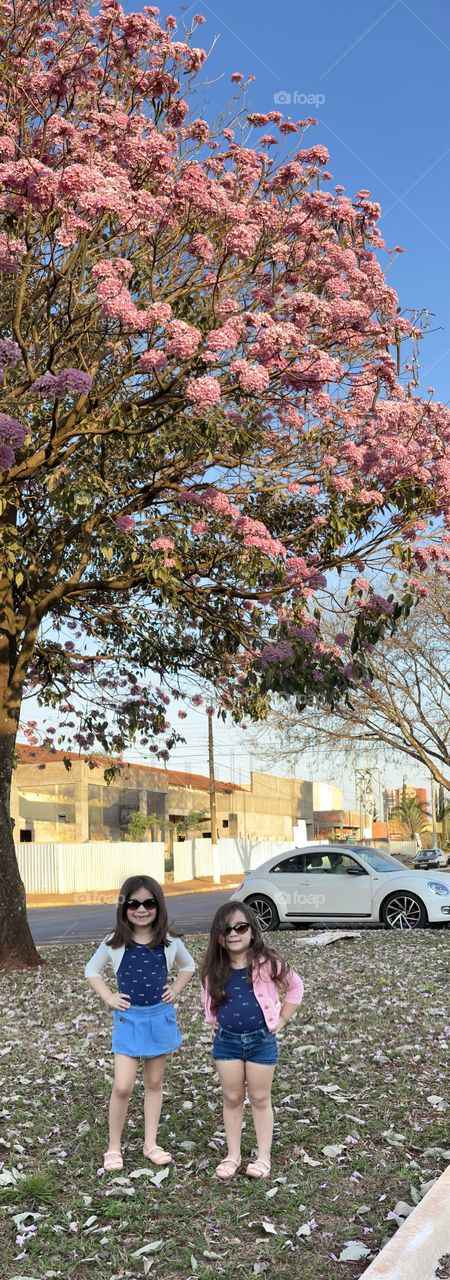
[0,723,44,970]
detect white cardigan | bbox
[85,933,196,979]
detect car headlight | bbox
[427,880,450,896]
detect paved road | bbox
[27,889,238,944]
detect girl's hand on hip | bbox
[275,1019,286,1034]
[161,984,174,1002]
[109,993,131,1011]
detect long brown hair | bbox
[107,875,173,950]
[200,901,290,1011]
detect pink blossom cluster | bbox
[140,349,167,371]
[361,594,395,617]
[92,258,173,333]
[187,119,210,143]
[165,319,202,359]
[297,146,329,165]
[295,625,319,643]
[179,487,293,563]
[260,640,294,668]
[199,488,239,518]
[151,536,175,552]
[34,368,92,397]
[93,260,150,331]
[186,376,221,412]
[0,412,27,470]
[0,231,25,273]
[115,514,135,532]
[189,232,214,261]
[206,318,246,353]
[56,214,91,247]
[230,359,270,393]
[282,350,343,391]
[234,514,286,560]
[225,223,260,258]
[0,337,22,375]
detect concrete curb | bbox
[360,1165,450,1279]
[26,880,241,909]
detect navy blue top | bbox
[217,967,267,1032]
[117,943,167,1006]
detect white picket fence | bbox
[17,841,165,895]
[173,837,293,882]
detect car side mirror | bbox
[346,866,366,875]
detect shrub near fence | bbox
[17,842,165,895]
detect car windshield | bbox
[350,847,404,873]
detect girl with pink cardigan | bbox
[201,901,304,1181]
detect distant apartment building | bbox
[11,746,314,846]
[312,780,372,840]
[384,785,427,819]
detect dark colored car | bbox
[413,848,446,870]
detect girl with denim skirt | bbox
[201,901,303,1181]
[85,875,195,1172]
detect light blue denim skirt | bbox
[112,1002,182,1058]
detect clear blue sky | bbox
[188,0,450,396]
[124,0,450,805]
[32,1,450,806]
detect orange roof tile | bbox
[15,742,242,794]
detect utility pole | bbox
[431,776,437,846]
[355,763,380,842]
[208,711,221,884]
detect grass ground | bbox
[1,929,450,1280]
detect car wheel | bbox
[244,894,280,931]
[381,891,427,930]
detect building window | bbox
[58,814,67,823]
[222,819,229,828]
[119,805,137,830]
[20,829,32,842]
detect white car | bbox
[231,844,450,931]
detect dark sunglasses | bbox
[224,922,251,936]
[126,897,157,911]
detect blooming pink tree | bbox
[2,0,450,967]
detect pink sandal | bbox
[143,1144,172,1165]
[246,1158,271,1179]
[103,1150,123,1171]
[215,1157,242,1181]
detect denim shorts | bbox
[112,1002,182,1058]
[212,1026,278,1065]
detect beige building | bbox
[313,781,343,812]
[225,771,313,842]
[12,746,314,846]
